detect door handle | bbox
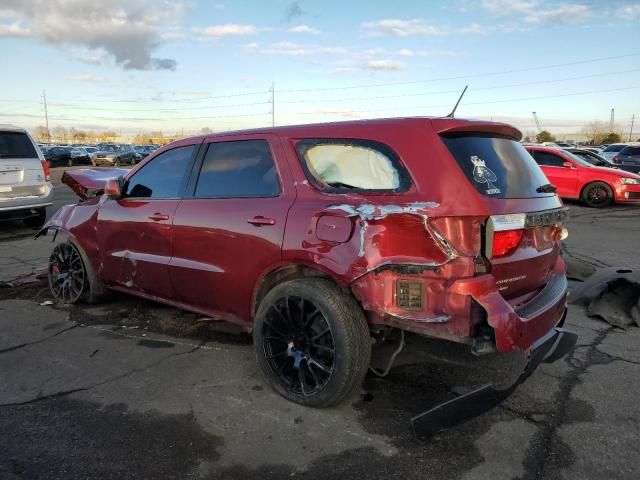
[148,213,170,221]
[248,216,276,226]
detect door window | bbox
[125,145,195,199]
[194,140,280,198]
[531,150,565,167]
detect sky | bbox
[0,0,639,137]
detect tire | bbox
[254,278,371,407]
[48,240,106,304]
[581,181,613,208]
[67,158,73,167]
[23,208,46,228]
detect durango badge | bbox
[471,155,501,195]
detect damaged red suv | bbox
[38,118,575,413]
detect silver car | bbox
[0,125,54,226]
[601,143,627,162]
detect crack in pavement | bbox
[0,341,207,408]
[520,326,613,480]
[594,348,640,366]
[0,324,78,354]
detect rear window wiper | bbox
[536,183,557,193]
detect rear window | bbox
[442,135,554,198]
[295,139,410,192]
[620,146,640,155]
[603,144,625,153]
[0,132,38,159]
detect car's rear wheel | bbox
[23,208,46,228]
[254,278,371,407]
[582,181,613,208]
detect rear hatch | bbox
[0,131,46,200]
[440,133,566,302]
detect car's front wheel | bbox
[582,181,613,208]
[254,278,371,407]
[48,241,106,304]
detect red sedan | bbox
[525,146,640,207]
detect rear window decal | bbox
[471,155,501,195]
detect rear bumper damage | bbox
[411,313,577,438]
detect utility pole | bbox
[270,81,275,128]
[42,90,50,142]
[609,108,615,131]
[630,114,635,142]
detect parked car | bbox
[565,148,612,167]
[70,147,92,166]
[44,146,74,167]
[525,146,640,207]
[94,144,136,166]
[0,125,53,226]
[611,145,640,173]
[84,146,99,163]
[38,118,576,412]
[600,143,627,162]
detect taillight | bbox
[40,160,51,181]
[492,229,524,257]
[487,213,525,258]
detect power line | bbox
[279,52,640,93]
[278,69,640,104]
[288,85,640,116]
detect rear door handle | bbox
[248,216,276,226]
[148,213,170,221]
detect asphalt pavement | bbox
[1,168,639,480]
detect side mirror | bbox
[562,161,575,169]
[104,177,123,198]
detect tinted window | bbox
[125,145,195,199]
[442,135,553,198]
[0,132,38,159]
[620,146,640,155]
[531,150,565,167]
[603,144,625,153]
[194,140,280,198]
[296,139,409,192]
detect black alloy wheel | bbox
[582,181,613,208]
[48,242,87,303]
[262,295,335,396]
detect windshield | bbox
[563,151,595,167]
[570,150,609,166]
[102,145,119,152]
[442,135,554,198]
[0,132,38,159]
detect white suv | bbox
[0,125,53,227]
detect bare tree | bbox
[580,121,608,144]
[33,126,50,142]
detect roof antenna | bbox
[446,85,468,118]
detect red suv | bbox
[39,118,574,411]
[525,145,640,207]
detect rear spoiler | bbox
[62,168,129,200]
[432,119,522,141]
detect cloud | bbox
[523,3,591,23]
[285,1,304,21]
[361,18,446,36]
[332,59,405,73]
[288,24,320,34]
[0,20,30,36]
[197,24,257,38]
[615,3,640,19]
[481,0,540,16]
[252,41,346,56]
[0,0,187,70]
[65,74,105,82]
